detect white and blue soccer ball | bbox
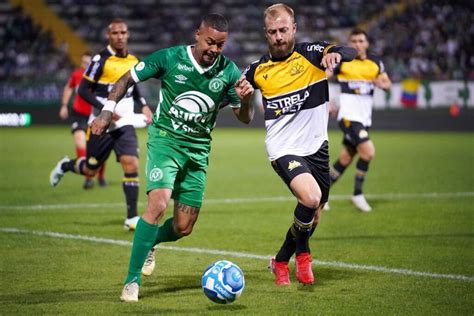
[201,260,245,304]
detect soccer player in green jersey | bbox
[91,14,254,302]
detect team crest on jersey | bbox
[289,63,304,76]
[136,62,145,71]
[149,167,163,182]
[288,160,302,171]
[209,78,224,93]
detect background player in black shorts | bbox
[327,28,391,212]
[58,52,107,189]
[50,19,152,231]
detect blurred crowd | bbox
[1,0,472,82]
[369,0,473,81]
[0,6,73,82]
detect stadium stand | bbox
[3,0,472,82]
[368,0,473,81]
[0,3,73,82]
[1,0,472,130]
[44,0,394,69]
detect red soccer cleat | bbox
[295,252,314,285]
[269,257,290,285]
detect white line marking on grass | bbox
[1,191,473,211]
[1,227,472,283]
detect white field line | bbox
[0,227,472,283]
[0,191,473,211]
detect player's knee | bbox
[299,194,321,210]
[339,155,352,166]
[173,221,194,237]
[360,149,375,161]
[121,157,139,173]
[147,199,168,216]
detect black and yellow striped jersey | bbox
[244,41,334,122]
[334,53,385,96]
[83,45,139,98]
[244,41,337,160]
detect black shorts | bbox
[338,119,370,154]
[70,110,89,134]
[85,125,139,170]
[271,141,330,204]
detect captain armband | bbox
[323,44,335,55]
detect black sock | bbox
[293,203,316,255]
[275,222,319,262]
[354,158,370,195]
[61,157,86,175]
[275,226,295,262]
[330,160,347,185]
[123,172,139,219]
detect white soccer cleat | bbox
[124,216,140,231]
[120,280,139,302]
[322,202,330,211]
[351,194,372,212]
[49,156,69,187]
[142,246,157,276]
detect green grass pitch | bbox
[0,126,473,314]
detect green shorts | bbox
[146,131,209,208]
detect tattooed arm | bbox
[90,71,135,135]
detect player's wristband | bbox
[139,97,147,107]
[102,100,116,112]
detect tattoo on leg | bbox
[176,202,200,215]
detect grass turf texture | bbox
[0,127,473,314]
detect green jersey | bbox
[131,45,241,150]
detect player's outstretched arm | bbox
[373,72,392,90]
[321,46,357,71]
[233,76,255,124]
[90,71,135,135]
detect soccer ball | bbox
[201,260,245,304]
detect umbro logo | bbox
[175,74,188,84]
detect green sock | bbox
[155,217,181,244]
[125,218,158,285]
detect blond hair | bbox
[264,3,295,23]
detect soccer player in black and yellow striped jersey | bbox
[50,19,153,231]
[242,3,356,286]
[327,28,391,212]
